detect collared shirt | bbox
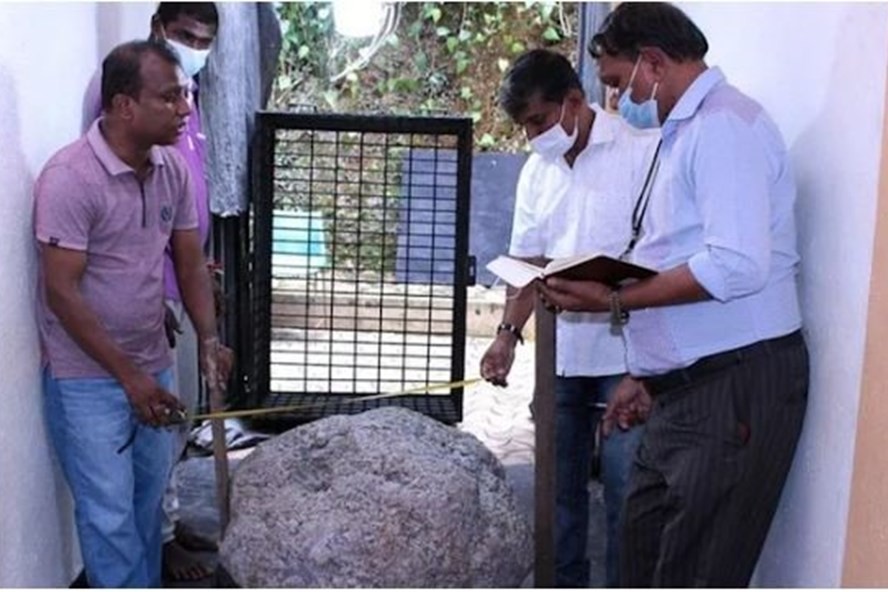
[510,104,661,377]
[34,119,198,379]
[82,67,209,302]
[625,67,803,376]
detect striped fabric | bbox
[619,332,809,587]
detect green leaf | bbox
[323,90,339,109]
[497,57,510,72]
[458,28,472,42]
[456,58,469,75]
[470,111,482,124]
[436,26,451,37]
[460,86,473,100]
[543,27,561,42]
[511,41,525,54]
[446,36,458,53]
[298,44,310,59]
[430,7,442,23]
[540,3,554,22]
[478,133,496,148]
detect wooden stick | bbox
[533,302,557,587]
[208,381,231,535]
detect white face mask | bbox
[166,37,210,78]
[529,101,578,161]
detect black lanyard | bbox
[620,139,663,260]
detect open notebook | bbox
[486,253,656,289]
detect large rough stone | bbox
[219,406,533,587]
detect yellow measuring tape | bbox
[188,377,484,423]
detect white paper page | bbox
[485,256,542,288]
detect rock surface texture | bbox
[219,406,533,587]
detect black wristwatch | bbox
[496,322,524,345]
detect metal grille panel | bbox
[250,113,472,425]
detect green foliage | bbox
[271,2,578,273]
[272,2,578,153]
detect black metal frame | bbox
[245,111,473,426]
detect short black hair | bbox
[498,49,583,121]
[155,2,219,27]
[589,3,708,62]
[101,40,181,111]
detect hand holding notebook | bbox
[486,253,656,289]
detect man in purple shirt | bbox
[36,40,229,587]
[82,2,220,582]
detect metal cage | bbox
[244,112,474,425]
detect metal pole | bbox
[533,301,557,587]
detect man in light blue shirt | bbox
[538,3,808,587]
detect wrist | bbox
[496,322,524,345]
[119,367,148,393]
[609,288,629,326]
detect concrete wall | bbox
[678,2,888,586]
[0,2,155,586]
[843,66,888,586]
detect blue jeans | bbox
[43,367,174,588]
[555,374,643,588]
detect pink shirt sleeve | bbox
[172,153,199,231]
[33,165,94,251]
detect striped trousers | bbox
[620,331,809,587]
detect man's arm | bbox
[540,111,773,314]
[170,228,216,340]
[170,228,232,389]
[538,263,710,314]
[480,256,548,386]
[42,244,182,425]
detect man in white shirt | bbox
[539,3,808,587]
[480,49,659,587]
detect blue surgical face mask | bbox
[618,58,660,129]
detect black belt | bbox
[643,330,804,397]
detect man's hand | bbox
[200,337,234,393]
[480,333,517,387]
[122,371,185,427]
[536,277,612,313]
[602,375,653,436]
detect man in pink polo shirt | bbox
[35,40,229,588]
[82,3,220,581]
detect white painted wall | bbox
[0,2,156,586]
[678,2,888,587]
